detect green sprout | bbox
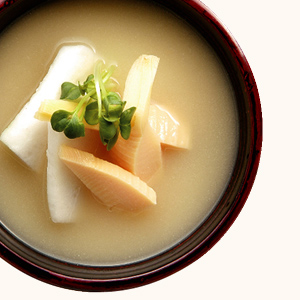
[50,61,136,150]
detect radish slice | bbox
[46,124,81,223]
[0,45,96,170]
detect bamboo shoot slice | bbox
[35,99,97,130]
[148,104,190,149]
[59,145,157,211]
[110,122,162,182]
[124,55,160,137]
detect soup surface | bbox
[0,0,238,265]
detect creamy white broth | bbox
[0,0,238,265]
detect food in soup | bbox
[0,0,238,265]
[1,46,175,219]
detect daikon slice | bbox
[0,45,95,170]
[47,124,81,223]
[59,145,156,211]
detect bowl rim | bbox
[0,0,262,292]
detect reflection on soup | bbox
[0,0,238,265]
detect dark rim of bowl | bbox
[0,0,262,292]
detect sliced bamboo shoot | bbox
[108,55,161,180]
[0,45,95,170]
[35,99,77,122]
[110,122,162,182]
[148,104,190,149]
[35,99,97,130]
[59,145,157,211]
[123,55,160,137]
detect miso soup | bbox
[0,0,238,265]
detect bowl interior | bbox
[0,0,262,292]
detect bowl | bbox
[0,0,262,292]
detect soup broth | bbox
[0,0,238,265]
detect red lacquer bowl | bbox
[0,0,262,292]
